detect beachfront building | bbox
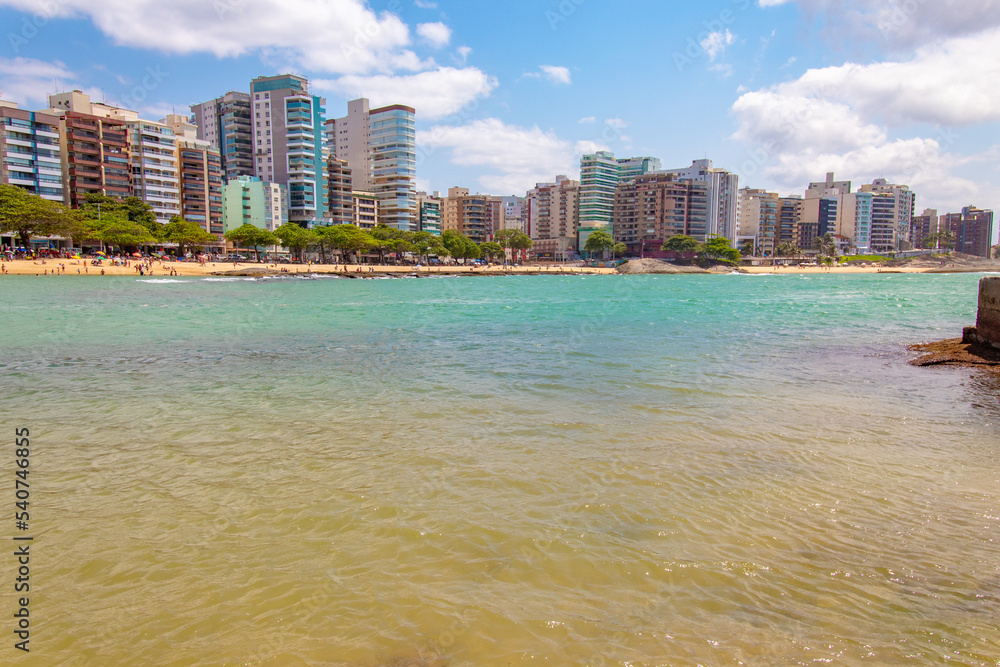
[737,188,777,255]
[190,91,254,180]
[941,207,994,257]
[613,173,708,256]
[502,196,528,234]
[0,101,64,203]
[222,175,288,233]
[527,175,580,261]
[250,74,327,227]
[577,152,662,253]
[327,157,352,225]
[859,179,916,252]
[352,191,379,229]
[124,117,181,224]
[578,151,619,251]
[164,115,224,238]
[327,98,417,231]
[655,159,739,244]
[441,187,490,243]
[417,192,442,235]
[45,92,130,208]
[911,209,940,248]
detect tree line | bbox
[0,185,534,262]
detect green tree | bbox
[224,224,277,262]
[409,231,445,263]
[774,241,798,258]
[85,212,159,251]
[660,234,701,253]
[583,229,614,259]
[612,242,628,260]
[480,241,504,262]
[496,228,533,263]
[274,223,315,262]
[442,230,481,262]
[740,240,756,257]
[162,216,217,255]
[0,184,75,248]
[813,233,837,259]
[699,235,741,264]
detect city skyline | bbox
[0,0,998,244]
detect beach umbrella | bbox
[95,251,106,256]
[132,252,141,257]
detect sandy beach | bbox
[1,257,995,277]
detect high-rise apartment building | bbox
[190,91,253,180]
[0,101,64,202]
[222,175,288,232]
[352,192,379,229]
[327,157,352,225]
[859,178,915,251]
[656,159,738,243]
[441,186,490,243]
[250,75,328,226]
[417,192,442,236]
[911,209,940,247]
[578,152,661,252]
[502,196,527,233]
[327,98,416,231]
[125,118,180,224]
[527,175,579,261]
[613,173,708,256]
[46,92,130,208]
[942,206,994,257]
[165,115,224,237]
[737,188,779,255]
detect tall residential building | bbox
[250,74,328,226]
[166,114,224,237]
[942,206,994,257]
[46,92,130,207]
[737,188,779,255]
[327,98,416,231]
[442,186,490,243]
[911,208,940,247]
[441,186,467,232]
[125,118,180,224]
[417,191,442,235]
[578,151,619,237]
[578,152,661,252]
[778,196,804,250]
[0,101,64,202]
[842,192,873,253]
[327,157,352,225]
[190,91,253,180]
[859,178,915,251]
[527,175,580,261]
[656,159,739,242]
[352,191,379,229]
[617,156,662,183]
[222,175,288,232]
[613,173,708,256]
[502,196,527,233]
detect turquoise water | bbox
[1,273,998,665]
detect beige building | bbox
[528,175,579,261]
[352,191,379,229]
[613,173,708,256]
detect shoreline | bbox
[1,258,998,278]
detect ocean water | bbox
[0,273,998,666]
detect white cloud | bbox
[759,0,1000,48]
[699,29,734,61]
[736,27,1000,129]
[416,22,451,49]
[418,118,577,194]
[456,46,472,63]
[525,65,572,85]
[0,57,77,107]
[414,0,437,7]
[730,27,1000,213]
[578,116,597,124]
[0,0,424,75]
[709,63,733,78]
[315,66,497,120]
[604,118,629,130]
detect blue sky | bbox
[1,0,998,240]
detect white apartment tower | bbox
[326,98,417,231]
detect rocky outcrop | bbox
[617,259,710,275]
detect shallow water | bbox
[1,273,997,665]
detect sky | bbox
[0,0,998,241]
